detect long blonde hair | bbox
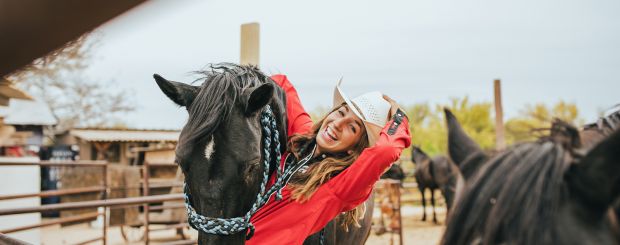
[287,104,370,230]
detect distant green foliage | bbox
[406,97,495,156]
[505,101,582,143]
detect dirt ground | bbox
[36,204,446,245]
[366,205,446,245]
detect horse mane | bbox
[442,140,572,245]
[178,63,277,151]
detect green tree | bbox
[406,97,495,157]
[505,101,581,143]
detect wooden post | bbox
[494,79,506,151]
[102,163,108,245]
[240,23,260,66]
[143,161,151,245]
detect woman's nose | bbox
[333,118,346,131]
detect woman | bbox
[247,74,411,245]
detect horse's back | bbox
[431,156,456,185]
[415,160,437,189]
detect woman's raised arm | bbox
[270,74,314,137]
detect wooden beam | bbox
[0,0,146,77]
[494,79,506,151]
[240,23,260,66]
[0,193,184,216]
[0,212,99,234]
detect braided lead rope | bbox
[183,105,315,239]
[184,105,278,239]
[271,115,284,200]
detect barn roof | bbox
[70,128,180,142]
[0,79,33,103]
[0,99,57,125]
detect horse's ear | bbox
[411,145,430,163]
[566,130,620,215]
[153,74,199,107]
[244,83,274,115]
[444,108,488,180]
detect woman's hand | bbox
[382,94,406,119]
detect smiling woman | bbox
[246,74,411,245]
[316,104,366,154]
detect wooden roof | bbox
[70,128,180,142]
[0,0,146,77]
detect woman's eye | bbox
[351,125,356,133]
[338,111,345,116]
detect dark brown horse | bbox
[441,108,620,245]
[155,64,287,244]
[412,146,457,223]
[155,63,372,244]
[549,105,620,243]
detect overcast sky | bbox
[83,0,620,129]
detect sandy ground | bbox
[35,205,446,245]
[366,206,446,245]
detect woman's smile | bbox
[323,125,338,142]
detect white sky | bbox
[83,0,620,129]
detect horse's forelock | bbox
[178,64,266,151]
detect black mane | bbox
[442,140,572,244]
[178,63,281,151]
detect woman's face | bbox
[316,105,365,154]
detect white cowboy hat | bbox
[333,78,391,146]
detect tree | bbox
[7,33,135,136]
[405,97,495,157]
[505,101,582,143]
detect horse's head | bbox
[154,63,286,243]
[381,163,405,181]
[442,108,620,244]
[411,145,431,166]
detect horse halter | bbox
[182,104,281,239]
[183,105,313,240]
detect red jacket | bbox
[247,74,411,245]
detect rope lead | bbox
[184,105,288,239]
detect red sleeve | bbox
[326,114,411,207]
[270,74,314,137]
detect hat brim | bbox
[333,78,382,147]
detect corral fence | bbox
[0,160,192,245]
[0,156,434,245]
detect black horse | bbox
[412,146,457,223]
[549,106,620,243]
[155,64,287,244]
[155,63,372,244]
[441,108,620,245]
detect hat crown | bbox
[332,79,391,146]
[351,91,390,127]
